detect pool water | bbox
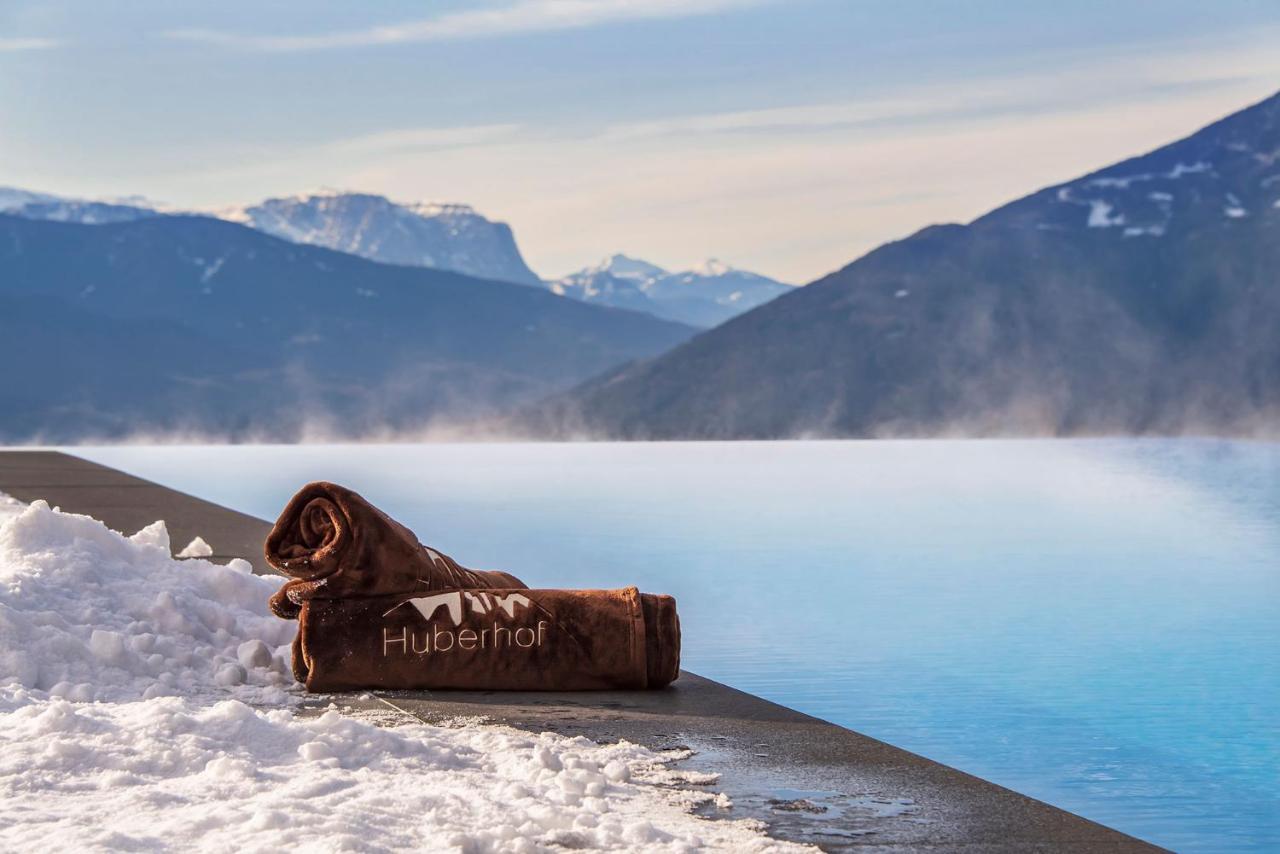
[76,439,1279,852]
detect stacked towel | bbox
[267,482,680,692]
[292,587,680,692]
[266,481,525,620]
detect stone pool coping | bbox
[0,450,1165,852]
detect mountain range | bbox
[533,90,1280,438]
[0,188,787,326]
[548,254,792,327]
[0,214,694,442]
[4,90,1275,442]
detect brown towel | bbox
[265,481,525,619]
[291,587,680,692]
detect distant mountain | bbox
[547,254,793,327]
[1,188,542,286]
[0,187,159,225]
[221,191,542,286]
[0,214,695,442]
[537,90,1280,438]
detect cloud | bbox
[163,0,762,52]
[0,37,59,52]
[598,38,1280,143]
[56,22,1280,283]
[321,124,524,156]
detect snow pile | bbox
[0,492,22,524]
[176,535,214,558]
[0,696,799,851]
[0,497,805,852]
[0,499,294,705]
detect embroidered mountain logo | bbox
[380,591,548,657]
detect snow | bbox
[1167,161,1212,179]
[694,258,733,277]
[200,256,226,284]
[0,695,802,852]
[0,187,60,211]
[0,492,22,524]
[177,536,214,558]
[1123,225,1166,238]
[1086,200,1125,228]
[587,253,669,282]
[221,192,484,235]
[0,494,805,852]
[1084,162,1212,189]
[404,201,481,220]
[0,499,292,703]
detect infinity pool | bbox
[77,439,1279,852]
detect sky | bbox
[2,1,1279,283]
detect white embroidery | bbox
[401,591,463,625]
[493,593,531,619]
[388,591,531,626]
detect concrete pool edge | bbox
[0,450,1165,852]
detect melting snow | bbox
[0,496,805,852]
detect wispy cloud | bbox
[598,40,1280,143]
[321,124,524,155]
[0,37,60,52]
[163,0,762,52]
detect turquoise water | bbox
[76,439,1278,852]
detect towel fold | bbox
[265,481,525,619]
[291,587,680,692]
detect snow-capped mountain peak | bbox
[693,258,733,277]
[219,191,541,285]
[548,253,793,327]
[0,187,162,225]
[0,187,60,211]
[589,253,669,282]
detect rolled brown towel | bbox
[266,481,525,619]
[291,586,680,692]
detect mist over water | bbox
[76,438,1279,852]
